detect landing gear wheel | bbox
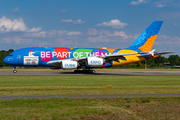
[74,70,95,74]
[13,66,17,73]
[74,70,80,73]
[13,70,17,73]
[89,70,95,74]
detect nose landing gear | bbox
[13,66,17,73]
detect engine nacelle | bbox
[61,60,79,69]
[86,57,104,67]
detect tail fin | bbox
[129,21,163,52]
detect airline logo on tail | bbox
[129,21,163,52]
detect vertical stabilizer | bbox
[129,21,163,52]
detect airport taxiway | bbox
[0,71,180,76]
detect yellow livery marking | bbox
[117,50,137,54]
[112,50,145,67]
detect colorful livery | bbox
[3,21,173,73]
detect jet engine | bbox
[86,57,105,67]
[61,60,79,69]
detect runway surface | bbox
[0,71,180,76]
[1,93,180,100]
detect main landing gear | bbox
[13,66,17,73]
[74,70,95,74]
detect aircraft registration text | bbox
[24,56,39,65]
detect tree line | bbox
[138,55,180,67]
[0,49,180,67]
[0,49,14,67]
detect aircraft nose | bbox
[3,57,8,64]
[3,56,12,65]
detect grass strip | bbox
[0,76,180,96]
[0,97,180,119]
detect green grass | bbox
[0,76,180,96]
[0,97,180,119]
[0,75,180,119]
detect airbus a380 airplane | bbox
[3,21,173,73]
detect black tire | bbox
[89,70,95,74]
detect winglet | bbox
[149,49,156,56]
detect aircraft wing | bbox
[137,52,174,57]
[47,51,174,67]
[47,53,138,66]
